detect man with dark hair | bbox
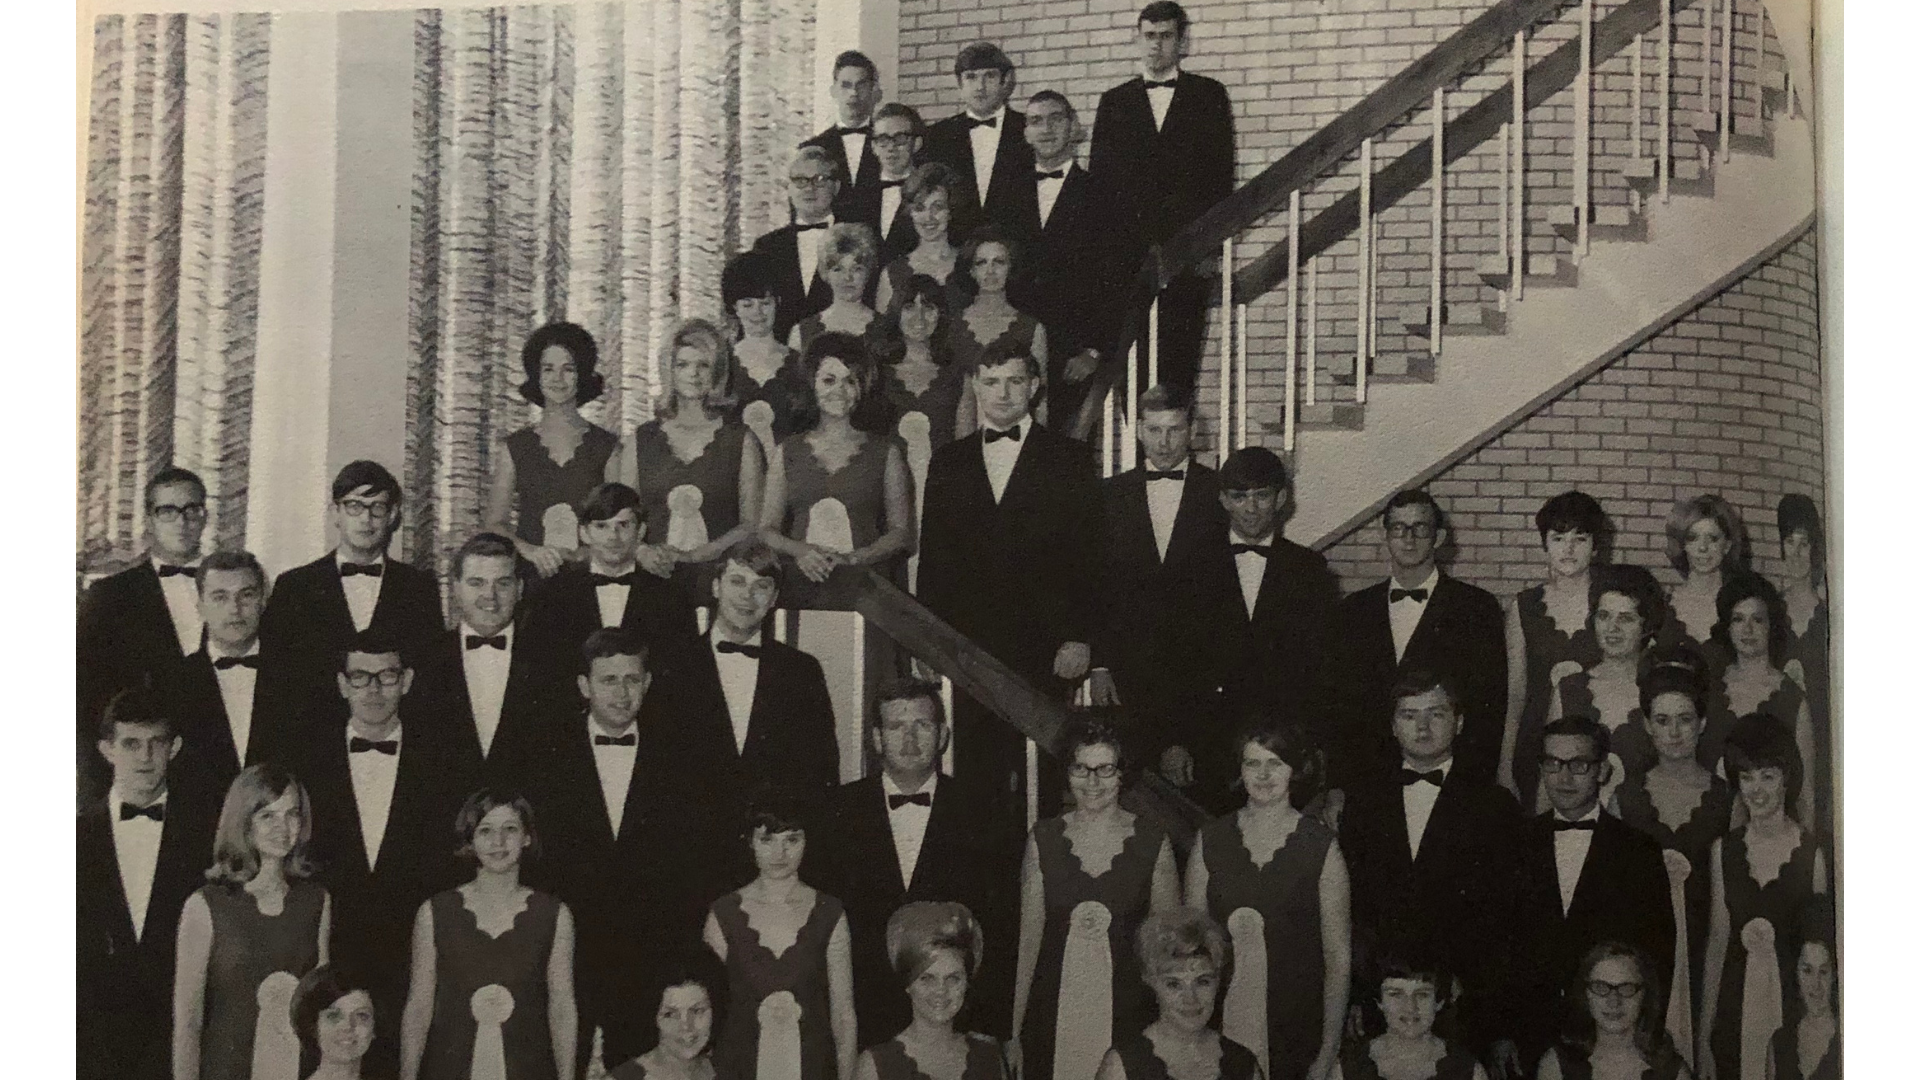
[917,340,1104,826]
[804,50,885,225]
[1326,489,1508,788]
[1339,670,1521,1059]
[77,690,216,1080]
[257,459,444,733]
[166,550,292,795]
[809,678,1020,1042]
[922,41,1033,238]
[750,145,841,342]
[78,466,212,796]
[1090,1,1236,399]
[856,102,926,267]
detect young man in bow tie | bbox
[166,550,292,796]
[922,41,1033,239]
[857,102,926,268]
[1326,489,1506,790]
[750,145,842,342]
[804,50,885,226]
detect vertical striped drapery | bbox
[78,13,271,570]
[405,0,817,575]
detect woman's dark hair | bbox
[1711,571,1791,667]
[291,965,372,1063]
[1724,712,1803,809]
[1637,641,1711,718]
[1535,490,1612,551]
[794,331,883,434]
[723,251,780,310]
[1354,953,1461,1041]
[1776,493,1825,576]
[519,321,606,406]
[1062,711,1130,775]
[1587,563,1667,647]
[743,793,813,843]
[1231,718,1324,810]
[1788,896,1837,1019]
[1563,940,1679,1068]
[452,788,540,864]
[954,225,1022,303]
[641,951,730,1053]
[875,274,954,367]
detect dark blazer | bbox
[1340,769,1521,1052]
[1504,811,1676,1061]
[1326,575,1509,788]
[1005,163,1127,360]
[405,624,555,786]
[749,223,838,344]
[165,647,297,798]
[922,107,1034,239]
[1089,71,1236,250]
[520,562,699,703]
[804,123,883,227]
[859,181,920,270]
[916,426,1105,685]
[76,790,217,1080]
[809,772,1021,1042]
[78,560,195,794]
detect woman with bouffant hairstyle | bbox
[852,903,1006,1080]
[1093,909,1260,1080]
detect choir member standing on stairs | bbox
[922,42,1032,241]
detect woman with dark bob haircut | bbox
[1092,909,1260,1080]
[1544,564,1667,809]
[485,320,619,577]
[400,789,576,1080]
[1771,494,1830,839]
[292,965,376,1080]
[1705,573,1816,824]
[1768,898,1835,1080]
[1662,495,1750,659]
[1537,941,1688,1080]
[606,951,731,1080]
[1697,716,1828,1080]
[1334,955,1485,1080]
[1185,720,1350,1080]
[851,903,1006,1080]
[948,224,1048,438]
[726,250,809,446]
[1500,490,1610,804]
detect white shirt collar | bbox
[459,621,513,646]
[110,785,168,812]
[1393,567,1441,593]
[589,559,637,578]
[1231,530,1273,548]
[207,638,260,661]
[1553,804,1603,825]
[982,417,1028,436]
[712,629,765,650]
[347,721,403,746]
[966,103,1009,124]
[336,550,386,568]
[589,716,639,742]
[1143,66,1182,83]
[882,772,937,799]
[1403,756,1453,779]
[1147,457,1189,475]
[152,554,201,572]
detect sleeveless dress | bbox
[1512,585,1600,805]
[1337,1040,1478,1080]
[711,889,845,1080]
[1545,1044,1683,1080]
[505,424,619,547]
[1767,1020,1837,1080]
[419,888,562,1080]
[1703,670,1806,780]
[1660,588,1732,679]
[1196,814,1337,1080]
[792,312,883,357]
[878,358,966,455]
[1111,1032,1259,1080]
[737,349,811,445]
[630,419,757,601]
[1781,601,1831,839]
[868,1034,1008,1080]
[948,309,1041,378]
[1022,815,1168,1080]
[1711,827,1824,1080]
[876,257,960,322]
[1553,669,1659,800]
[775,431,902,611]
[196,881,327,1080]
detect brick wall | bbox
[1318,226,1825,599]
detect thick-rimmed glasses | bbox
[1540,755,1601,776]
[1067,764,1120,780]
[337,498,394,519]
[151,502,208,524]
[1585,980,1644,1001]
[788,175,836,189]
[871,133,916,148]
[342,668,406,689]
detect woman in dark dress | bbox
[1332,958,1485,1080]
[1183,722,1349,1080]
[852,903,1007,1080]
[1767,900,1835,1080]
[1538,942,1691,1080]
[485,321,620,578]
[1696,717,1829,1080]
[1547,565,1667,811]
[1706,574,1817,828]
[400,790,576,1080]
[1501,491,1609,803]
[1093,910,1262,1080]
[293,966,376,1080]
[949,226,1047,437]
[726,252,810,447]
[1770,496,1830,840]
[705,800,857,1080]
[789,225,883,354]
[873,163,963,318]
[1662,496,1750,661]
[1015,721,1181,1080]
[174,765,332,1080]
[874,275,965,593]
[607,954,729,1080]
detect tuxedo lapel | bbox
[1414,778,1468,871]
[316,555,358,641]
[181,653,243,778]
[314,737,374,877]
[127,563,181,658]
[377,726,435,869]
[1250,550,1290,621]
[996,432,1052,510]
[1111,473,1155,566]
[1165,468,1217,566]
[1401,576,1454,667]
[80,802,139,949]
[911,781,968,894]
[870,784,911,895]
[1563,818,1619,926]
[741,649,778,757]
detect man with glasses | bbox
[79,467,212,796]
[849,102,926,268]
[1326,489,1506,789]
[1492,715,1672,1079]
[750,144,841,342]
[804,50,885,226]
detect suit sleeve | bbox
[1199,81,1237,208]
[1462,588,1511,776]
[1057,444,1107,647]
[794,651,841,795]
[914,449,962,623]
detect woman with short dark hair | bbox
[949,227,1048,438]
[1544,564,1667,809]
[606,953,730,1080]
[291,966,376,1080]
[1092,910,1260,1080]
[1331,957,1485,1080]
[1768,900,1835,1080]
[1771,495,1830,839]
[851,903,1006,1080]
[725,251,809,447]
[1705,573,1816,825]
[1500,491,1608,803]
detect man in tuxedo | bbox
[922,42,1033,239]
[258,459,444,746]
[1088,385,1228,772]
[1090,2,1237,398]
[78,466,210,797]
[166,550,290,797]
[804,50,884,225]
[809,679,1020,1043]
[296,629,464,1077]
[1339,670,1521,1056]
[750,145,840,343]
[856,102,927,268]
[1492,716,1675,1078]
[77,689,216,1080]
[1179,446,1337,811]
[1326,490,1507,789]
[916,340,1103,825]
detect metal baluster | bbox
[1577,0,1593,258]
[850,612,865,782]
[1102,389,1115,477]
[1122,343,1139,471]
[1720,0,1733,162]
[1220,237,1233,458]
[1357,137,1372,405]
[1306,258,1319,407]
[1431,86,1444,355]
[1025,739,1039,833]
[1632,32,1645,213]
[1661,0,1673,201]
[1369,214,1380,361]
[1512,30,1526,301]
[1147,299,1160,389]
[1284,190,1300,453]
[1701,0,1713,169]
[1498,123,1510,312]
[1235,303,1248,448]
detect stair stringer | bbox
[1283,112,1816,550]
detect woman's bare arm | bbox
[1499,596,1528,797]
[549,903,579,1080]
[399,900,438,1080]
[171,892,212,1080]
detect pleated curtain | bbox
[405,0,815,573]
[77,13,271,570]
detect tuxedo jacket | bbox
[1004,163,1128,365]
[1340,770,1521,1050]
[917,426,1105,686]
[519,562,699,703]
[804,123,883,228]
[1089,71,1236,250]
[857,181,920,271]
[809,772,1021,1041]
[78,560,195,794]
[76,790,217,1080]
[165,647,298,799]
[749,223,837,344]
[258,552,445,733]
[922,108,1034,239]
[1183,532,1339,737]
[1504,811,1676,1059]
[404,624,556,786]
[1326,575,1508,787]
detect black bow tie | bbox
[715,640,764,658]
[836,124,871,136]
[591,572,636,588]
[1144,78,1178,90]
[119,801,164,822]
[340,562,383,578]
[1145,469,1184,481]
[595,732,638,747]
[1035,169,1066,180]
[213,655,259,671]
[889,791,932,810]
[1400,768,1445,787]
[157,564,195,578]
[1553,819,1598,832]
[465,634,507,651]
[1390,587,1429,603]
[879,178,905,188]
[964,114,998,129]
[1229,543,1269,557]
[794,220,830,232]
[983,425,1022,444]
[349,737,398,755]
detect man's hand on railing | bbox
[1086,669,1121,707]
[1063,349,1100,384]
[1159,746,1195,788]
[1052,642,1091,682]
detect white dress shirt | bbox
[1401,756,1452,861]
[796,215,835,291]
[882,772,937,888]
[591,561,634,630]
[337,552,385,632]
[109,786,167,941]
[839,129,869,184]
[1036,161,1073,229]
[459,622,513,758]
[879,176,906,240]
[208,639,260,764]
[346,724,402,869]
[1388,568,1440,662]
[154,557,204,656]
[967,105,1008,205]
[589,720,640,835]
[981,421,1026,503]
[1230,531,1272,618]
[713,632,763,753]
[1144,67,1180,130]
[1552,805,1602,915]
[1145,458,1188,562]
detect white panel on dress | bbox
[543,503,579,551]
[666,483,711,551]
[757,989,804,1080]
[251,970,301,1080]
[1056,900,1114,1080]
[1663,851,1695,1068]
[804,498,855,554]
[470,984,515,1080]
[1222,907,1270,1078]
[1738,917,1782,1080]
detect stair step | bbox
[1526,253,1578,288]
[1284,402,1366,431]
[1331,353,1436,386]
[1475,255,1512,288]
[1686,112,1774,155]
[1547,203,1648,243]
[1402,304,1505,338]
[1622,156,1713,197]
